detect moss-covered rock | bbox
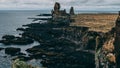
[12,59,40,68]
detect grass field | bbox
[71,14,118,33]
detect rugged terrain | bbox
[0,2,120,68]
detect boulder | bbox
[2,35,15,40]
[0,47,4,51]
[12,56,33,61]
[0,35,34,45]
[5,47,21,56]
[16,28,25,31]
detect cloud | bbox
[0,0,120,11]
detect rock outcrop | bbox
[5,47,21,56]
[0,35,34,45]
[51,2,74,23]
[53,2,60,14]
[114,11,120,68]
[70,7,75,15]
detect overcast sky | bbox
[0,0,120,11]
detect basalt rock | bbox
[5,47,21,56]
[51,2,71,23]
[13,56,33,61]
[54,2,60,13]
[0,47,4,51]
[0,35,34,45]
[2,35,15,40]
[114,11,120,68]
[70,7,75,15]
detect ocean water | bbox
[0,10,50,68]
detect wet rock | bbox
[13,56,33,61]
[26,46,45,54]
[16,52,26,56]
[5,47,21,56]
[2,35,15,40]
[0,47,4,51]
[12,37,34,45]
[16,28,25,31]
[0,35,34,45]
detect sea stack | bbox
[70,7,75,15]
[51,2,70,22]
[54,2,60,15]
[114,11,120,68]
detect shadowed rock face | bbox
[114,12,120,68]
[70,7,75,15]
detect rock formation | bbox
[70,7,75,15]
[51,2,74,22]
[52,2,67,16]
[53,2,60,15]
[114,11,120,68]
[5,47,21,56]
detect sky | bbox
[0,0,120,11]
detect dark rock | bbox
[0,40,10,45]
[0,35,34,45]
[0,47,4,51]
[16,52,26,56]
[54,2,60,12]
[52,2,70,23]
[41,51,95,68]
[26,46,45,54]
[119,11,120,16]
[12,56,33,61]
[114,12,120,68]
[70,7,75,15]
[12,37,34,45]
[16,28,25,31]
[5,47,21,56]
[2,35,15,40]
[37,14,52,16]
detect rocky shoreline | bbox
[0,2,119,68]
[0,15,109,68]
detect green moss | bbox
[12,59,40,68]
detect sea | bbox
[0,10,118,68]
[0,10,51,68]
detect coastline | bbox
[0,8,119,68]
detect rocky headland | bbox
[0,2,120,68]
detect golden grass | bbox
[70,14,118,33]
